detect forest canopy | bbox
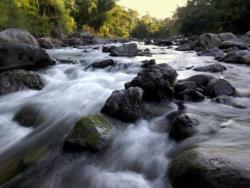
[0,0,249,38]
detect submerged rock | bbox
[92,59,115,69]
[206,78,236,98]
[0,28,39,46]
[64,114,113,151]
[169,113,199,141]
[0,70,44,95]
[125,64,178,101]
[101,87,144,122]
[193,64,226,73]
[169,146,250,188]
[0,43,55,71]
[213,95,247,109]
[13,104,44,128]
[110,43,138,57]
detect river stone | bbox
[169,113,199,141]
[206,78,236,98]
[169,146,250,188]
[219,39,248,50]
[174,81,197,95]
[155,40,173,46]
[218,32,237,42]
[125,63,178,101]
[195,33,221,49]
[110,43,138,57]
[178,89,205,102]
[197,48,224,58]
[64,114,113,151]
[0,28,39,46]
[193,64,226,73]
[13,104,44,128]
[102,45,116,53]
[219,50,250,65]
[0,70,44,95]
[181,74,214,88]
[212,96,247,109]
[37,37,63,49]
[101,87,144,122]
[92,59,115,69]
[141,59,156,68]
[0,43,55,71]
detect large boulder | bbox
[0,28,39,46]
[219,39,248,50]
[181,74,214,89]
[125,64,178,101]
[0,70,44,95]
[101,87,144,122]
[110,43,138,57]
[178,89,205,102]
[169,113,199,141]
[219,50,250,65]
[193,64,227,73]
[195,33,221,49]
[174,81,197,95]
[169,146,250,188]
[206,78,236,98]
[92,59,115,69]
[64,114,113,151]
[0,43,55,71]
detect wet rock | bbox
[219,50,250,65]
[218,32,237,42]
[0,70,44,95]
[195,33,221,49]
[102,45,116,53]
[219,39,248,50]
[206,78,236,98]
[37,37,63,49]
[176,43,194,51]
[197,48,224,58]
[0,28,39,46]
[182,74,214,88]
[101,87,144,122]
[178,89,205,102]
[155,40,173,46]
[174,81,197,95]
[13,104,44,128]
[141,59,156,68]
[169,146,250,188]
[169,113,199,141]
[0,43,55,71]
[110,43,138,57]
[64,114,113,151]
[193,64,226,73]
[125,64,178,101]
[63,37,83,46]
[92,59,115,69]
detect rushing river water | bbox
[0,42,250,188]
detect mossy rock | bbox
[64,114,113,151]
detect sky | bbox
[118,0,187,19]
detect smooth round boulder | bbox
[169,146,250,188]
[101,87,144,122]
[13,104,44,128]
[206,78,236,98]
[193,64,226,73]
[0,43,55,71]
[219,39,248,50]
[92,59,115,69]
[219,50,250,65]
[174,81,197,95]
[197,48,224,58]
[110,43,138,57]
[169,113,199,141]
[64,114,113,151]
[218,32,237,42]
[0,28,39,46]
[178,89,205,102]
[182,74,214,88]
[125,63,178,101]
[0,70,44,95]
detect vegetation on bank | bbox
[0,0,249,38]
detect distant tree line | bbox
[0,0,249,38]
